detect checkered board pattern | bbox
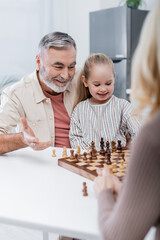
[58,149,130,181]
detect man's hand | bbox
[20,118,53,150]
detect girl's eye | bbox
[94,84,100,87]
[68,66,75,70]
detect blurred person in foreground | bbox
[94,1,160,240]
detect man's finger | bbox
[30,141,53,150]
[20,117,28,130]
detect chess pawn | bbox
[86,146,90,153]
[117,140,122,151]
[100,147,105,156]
[62,146,67,158]
[74,153,79,162]
[91,149,97,160]
[83,188,88,196]
[83,152,87,161]
[106,141,110,150]
[82,182,88,196]
[76,145,81,155]
[111,141,116,153]
[87,154,92,164]
[91,141,95,148]
[52,149,56,157]
[100,137,104,147]
[91,141,97,158]
[120,160,125,170]
[70,149,75,159]
[106,153,112,165]
[121,153,125,161]
[112,162,118,173]
[108,164,113,173]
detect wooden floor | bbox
[0,223,59,240]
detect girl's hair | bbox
[73,53,115,109]
[130,1,160,119]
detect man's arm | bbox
[0,132,27,154]
[0,118,52,154]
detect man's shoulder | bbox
[2,71,36,96]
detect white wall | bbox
[0,0,159,77]
[52,0,159,67]
[52,0,101,67]
[0,0,54,77]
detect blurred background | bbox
[0,0,158,76]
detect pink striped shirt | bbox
[69,95,141,149]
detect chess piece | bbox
[106,153,112,165]
[106,141,111,154]
[121,153,125,161]
[112,162,118,173]
[62,146,67,158]
[111,141,116,152]
[70,149,75,159]
[87,154,92,163]
[100,137,105,155]
[108,164,113,173]
[91,141,97,160]
[106,141,110,150]
[83,152,87,161]
[76,145,81,155]
[117,140,122,151]
[120,160,125,170]
[82,182,88,196]
[75,153,79,162]
[86,146,90,153]
[52,149,56,157]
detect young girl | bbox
[69,54,141,149]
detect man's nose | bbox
[60,68,69,80]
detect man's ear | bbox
[81,75,88,87]
[36,55,41,71]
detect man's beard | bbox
[40,69,72,93]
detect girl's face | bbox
[82,64,115,105]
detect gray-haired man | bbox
[0,32,80,154]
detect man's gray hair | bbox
[38,32,76,53]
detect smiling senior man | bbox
[0,32,80,155]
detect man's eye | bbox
[55,66,63,69]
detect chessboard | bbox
[58,139,130,181]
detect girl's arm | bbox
[69,105,88,149]
[121,100,141,138]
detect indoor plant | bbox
[120,0,145,8]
